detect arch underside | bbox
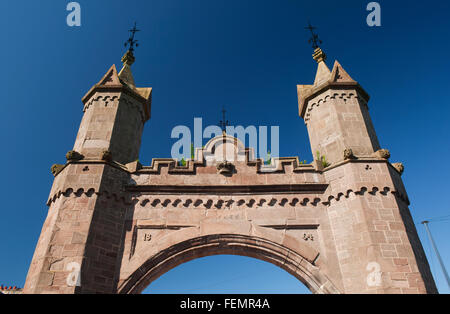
[118,234,340,294]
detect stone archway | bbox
[118,232,340,294]
[24,46,438,294]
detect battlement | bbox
[0,285,22,294]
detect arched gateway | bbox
[24,46,437,294]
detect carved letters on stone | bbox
[303,233,314,241]
[143,234,152,242]
[262,224,319,249]
[129,223,195,258]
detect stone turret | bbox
[73,50,151,165]
[297,46,436,294]
[23,49,152,294]
[298,47,380,165]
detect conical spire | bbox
[81,23,152,123]
[118,50,136,88]
[297,25,369,120]
[312,48,331,86]
[304,23,331,86]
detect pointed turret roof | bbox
[297,47,369,118]
[118,50,136,88]
[329,60,355,83]
[81,49,152,121]
[98,64,122,86]
[312,48,331,86]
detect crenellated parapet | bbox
[302,90,368,124]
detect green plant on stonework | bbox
[265,151,271,165]
[299,159,308,165]
[178,143,195,167]
[316,150,330,168]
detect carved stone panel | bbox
[129,220,195,258]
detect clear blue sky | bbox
[0,0,449,294]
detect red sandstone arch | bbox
[118,230,341,294]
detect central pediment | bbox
[201,133,250,165]
[130,132,322,177]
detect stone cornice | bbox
[81,84,151,122]
[298,81,370,120]
[47,183,408,208]
[321,156,389,172]
[126,183,329,195]
[47,187,132,206]
[323,184,410,206]
[138,156,318,175]
[52,159,130,178]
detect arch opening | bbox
[118,234,340,294]
[143,255,312,294]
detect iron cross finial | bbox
[124,22,140,52]
[219,107,229,132]
[305,22,322,50]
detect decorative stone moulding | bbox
[66,150,84,161]
[47,183,410,207]
[126,160,143,173]
[374,149,391,160]
[343,148,356,160]
[216,160,234,176]
[392,162,404,175]
[313,47,327,63]
[121,50,136,66]
[50,164,64,177]
[102,150,113,162]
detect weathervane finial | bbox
[305,21,322,50]
[305,22,326,63]
[122,22,140,66]
[219,107,229,133]
[125,22,140,52]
